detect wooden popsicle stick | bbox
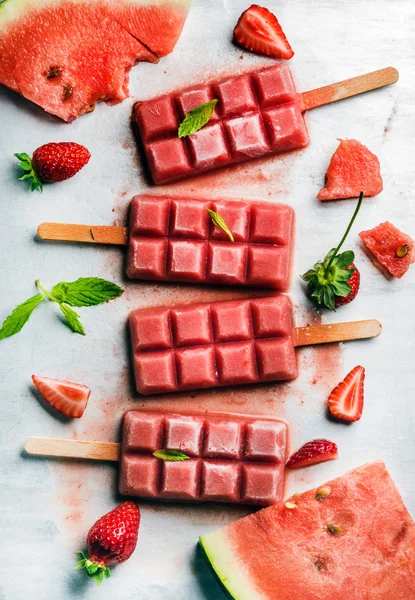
[301,67,399,111]
[293,318,382,347]
[24,437,120,461]
[37,222,128,246]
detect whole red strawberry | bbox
[301,191,363,310]
[15,142,90,192]
[75,501,140,585]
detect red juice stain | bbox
[150,146,306,199]
[112,190,131,222]
[295,303,344,401]
[51,463,89,530]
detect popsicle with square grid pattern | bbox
[130,295,382,395]
[127,195,294,289]
[24,410,288,507]
[132,65,398,184]
[120,411,287,505]
[37,195,295,290]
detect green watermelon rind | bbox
[199,537,236,600]
[199,531,265,600]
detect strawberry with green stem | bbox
[75,501,140,585]
[15,142,90,192]
[301,191,363,310]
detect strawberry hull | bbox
[200,462,415,600]
[0,0,191,121]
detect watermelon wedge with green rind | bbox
[200,462,415,600]
[0,0,191,121]
[359,221,415,278]
[317,139,383,200]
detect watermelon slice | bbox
[359,221,415,278]
[317,139,383,200]
[0,0,191,121]
[200,462,415,600]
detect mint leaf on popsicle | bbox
[206,208,234,242]
[178,99,218,138]
[153,450,190,462]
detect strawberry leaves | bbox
[0,277,123,340]
[74,551,110,586]
[301,192,363,310]
[302,250,356,310]
[14,152,43,192]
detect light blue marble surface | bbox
[0,0,414,598]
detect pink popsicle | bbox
[119,410,287,506]
[127,195,294,290]
[133,64,309,184]
[129,295,297,395]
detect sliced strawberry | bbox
[286,439,338,469]
[233,5,294,60]
[328,366,365,422]
[32,375,91,418]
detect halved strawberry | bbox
[328,366,365,422]
[32,375,91,418]
[286,439,338,469]
[233,5,294,60]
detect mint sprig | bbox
[74,551,110,586]
[0,277,123,340]
[14,152,43,192]
[178,99,218,138]
[153,449,190,461]
[301,192,363,311]
[206,208,234,242]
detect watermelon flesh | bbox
[200,462,415,600]
[317,139,383,200]
[359,221,415,278]
[0,0,191,121]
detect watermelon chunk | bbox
[359,221,415,278]
[200,462,415,600]
[0,0,191,121]
[317,139,383,201]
